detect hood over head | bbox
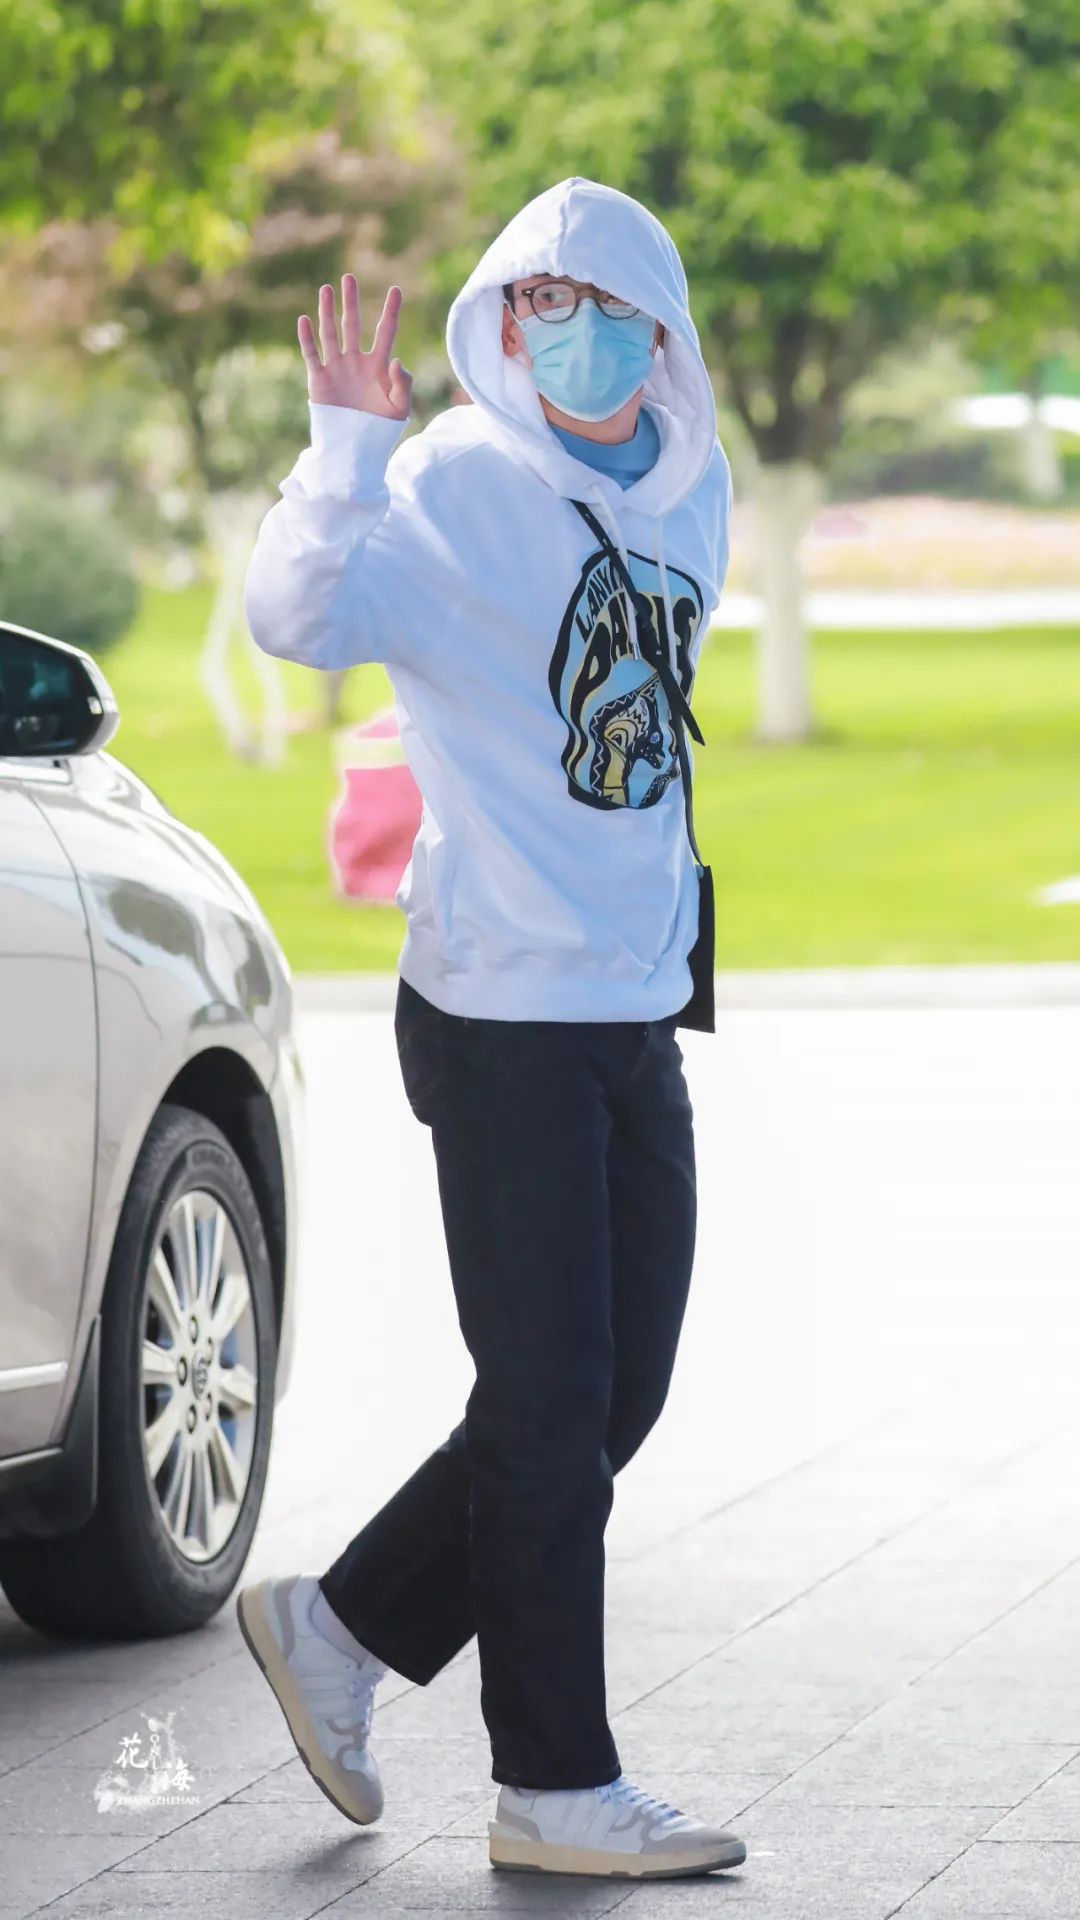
[446,177,717,518]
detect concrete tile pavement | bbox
[986,1758,1080,1841]
[2,1003,1079,1917]
[892,1839,1080,1920]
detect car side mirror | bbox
[0,622,120,759]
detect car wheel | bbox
[0,1102,278,1639]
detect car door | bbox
[0,764,98,1457]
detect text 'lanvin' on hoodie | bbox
[244,176,733,1022]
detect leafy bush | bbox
[826,339,1025,503]
[0,474,139,657]
[827,429,1018,503]
[1059,443,1080,506]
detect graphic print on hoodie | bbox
[244,176,732,1023]
[550,545,704,811]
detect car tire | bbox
[0,1102,277,1640]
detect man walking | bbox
[239,176,741,1880]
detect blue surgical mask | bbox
[518,302,657,423]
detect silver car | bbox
[0,620,303,1638]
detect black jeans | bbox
[319,974,697,1789]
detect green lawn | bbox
[103,585,1080,971]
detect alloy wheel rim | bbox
[141,1189,258,1563]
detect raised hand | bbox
[298,276,412,420]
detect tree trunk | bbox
[322,668,350,727]
[200,488,286,764]
[753,460,822,744]
[1019,406,1064,503]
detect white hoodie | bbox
[244,176,732,1021]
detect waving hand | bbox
[298,276,412,421]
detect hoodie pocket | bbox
[430,838,462,956]
[401,826,460,954]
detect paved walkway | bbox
[3,1004,1079,1917]
[293,966,1080,1013]
[712,587,1080,630]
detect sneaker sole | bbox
[236,1583,383,1827]
[489,1832,747,1878]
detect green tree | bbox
[415,0,1080,739]
[3,125,456,752]
[0,0,458,748]
[0,0,371,270]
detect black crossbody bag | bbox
[571,500,715,1035]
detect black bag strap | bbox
[571,498,706,871]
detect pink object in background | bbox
[327,705,423,904]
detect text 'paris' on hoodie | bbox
[244,176,732,1021]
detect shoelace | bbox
[344,1661,378,1737]
[597,1775,684,1828]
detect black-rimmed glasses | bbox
[503,279,640,324]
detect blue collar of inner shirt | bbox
[550,406,659,479]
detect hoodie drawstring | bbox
[588,487,642,660]
[571,496,704,750]
[588,487,679,680]
[655,522,678,677]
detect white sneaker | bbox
[489,1773,747,1878]
[236,1574,385,1824]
